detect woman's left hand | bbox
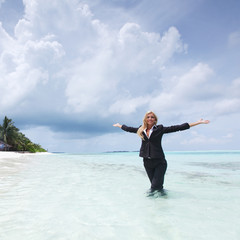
[198,119,210,124]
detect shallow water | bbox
[0,151,240,240]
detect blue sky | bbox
[0,0,240,153]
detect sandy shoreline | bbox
[0,152,51,184]
[0,151,51,160]
[0,151,25,159]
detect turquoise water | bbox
[0,151,240,240]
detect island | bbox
[0,116,47,153]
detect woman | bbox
[113,111,210,196]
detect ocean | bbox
[0,151,240,240]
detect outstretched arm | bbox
[113,123,122,128]
[189,119,210,127]
[113,123,139,133]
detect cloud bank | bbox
[1,1,186,116]
[0,0,239,152]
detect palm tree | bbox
[0,116,20,147]
[0,116,46,152]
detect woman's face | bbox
[146,113,156,127]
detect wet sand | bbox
[0,152,50,180]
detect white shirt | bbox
[143,125,156,139]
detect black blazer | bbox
[121,123,190,160]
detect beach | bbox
[0,152,32,178]
[0,151,240,240]
[0,151,25,159]
[0,151,50,159]
[0,152,51,192]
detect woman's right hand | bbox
[113,123,122,128]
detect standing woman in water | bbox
[113,111,210,196]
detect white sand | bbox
[0,152,51,180]
[0,151,23,159]
[0,151,51,159]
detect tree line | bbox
[0,116,47,153]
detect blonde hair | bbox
[137,111,158,140]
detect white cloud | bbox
[117,24,185,72]
[0,22,63,110]
[109,95,151,115]
[213,77,240,115]
[149,63,215,114]
[14,19,33,42]
[1,0,187,117]
[181,130,233,146]
[0,23,14,52]
[228,31,240,48]
[0,0,4,7]
[1,0,239,152]
[172,63,214,98]
[1,65,48,108]
[64,22,186,115]
[215,98,240,115]
[230,78,240,97]
[65,52,115,113]
[24,36,65,68]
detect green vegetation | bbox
[0,116,47,153]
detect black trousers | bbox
[143,158,167,191]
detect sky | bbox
[0,0,240,153]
